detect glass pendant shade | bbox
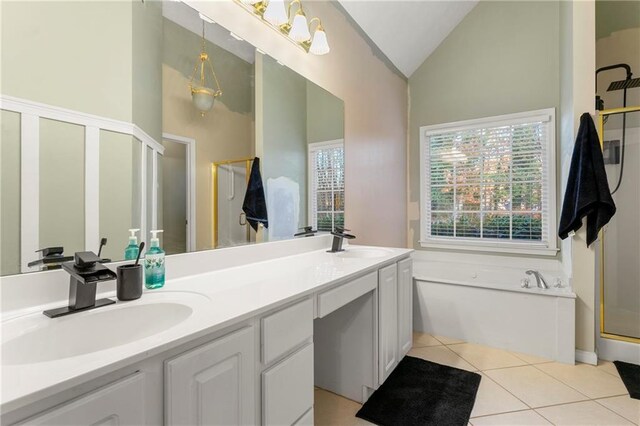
[309,28,329,55]
[191,87,216,113]
[289,13,311,42]
[264,0,288,26]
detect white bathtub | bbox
[413,260,576,364]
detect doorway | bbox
[161,133,196,254]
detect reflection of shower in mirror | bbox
[223,165,236,201]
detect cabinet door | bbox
[165,326,255,426]
[378,263,398,384]
[20,373,146,425]
[262,343,314,426]
[398,258,413,358]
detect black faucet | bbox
[328,226,356,253]
[27,246,74,271]
[43,251,117,318]
[294,226,318,237]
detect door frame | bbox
[162,133,197,252]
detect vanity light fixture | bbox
[189,21,223,116]
[306,18,329,55]
[234,0,330,55]
[264,0,288,26]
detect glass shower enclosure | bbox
[598,106,640,343]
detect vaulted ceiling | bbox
[338,1,478,78]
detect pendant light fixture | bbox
[189,21,223,116]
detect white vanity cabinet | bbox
[4,251,413,425]
[377,258,413,383]
[378,263,399,383]
[397,258,413,358]
[165,326,256,426]
[260,298,314,426]
[18,373,146,425]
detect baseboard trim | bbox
[575,349,598,365]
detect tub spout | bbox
[525,270,549,289]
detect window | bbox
[309,140,345,232]
[420,109,557,255]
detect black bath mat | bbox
[356,356,481,426]
[614,360,640,400]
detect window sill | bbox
[419,240,559,256]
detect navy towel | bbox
[559,113,616,246]
[242,157,268,231]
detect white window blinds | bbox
[309,141,344,232]
[420,109,557,254]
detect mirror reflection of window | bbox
[308,141,345,232]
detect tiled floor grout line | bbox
[475,369,537,412]
[469,407,535,419]
[529,362,627,401]
[531,406,557,425]
[413,336,637,424]
[440,342,541,413]
[592,397,640,425]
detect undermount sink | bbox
[2,292,208,365]
[338,248,392,259]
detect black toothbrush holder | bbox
[116,264,142,301]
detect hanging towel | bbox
[242,157,268,231]
[559,113,616,246]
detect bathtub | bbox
[413,259,576,364]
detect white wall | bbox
[559,0,597,354]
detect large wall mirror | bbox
[0,0,345,276]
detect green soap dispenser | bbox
[124,229,140,260]
[145,230,165,289]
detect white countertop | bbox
[1,244,411,413]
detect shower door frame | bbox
[597,105,640,344]
[211,158,253,248]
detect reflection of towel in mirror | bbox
[266,177,300,241]
[242,157,268,231]
[559,113,616,246]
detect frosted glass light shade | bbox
[264,0,287,26]
[309,29,329,55]
[192,87,216,113]
[289,13,311,42]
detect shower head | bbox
[607,77,640,91]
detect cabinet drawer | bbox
[263,343,314,426]
[317,271,377,318]
[19,373,145,425]
[262,298,313,365]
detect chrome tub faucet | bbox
[525,270,549,289]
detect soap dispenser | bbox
[145,230,165,289]
[124,229,140,260]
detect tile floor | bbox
[314,332,640,425]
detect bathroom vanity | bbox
[0,236,412,425]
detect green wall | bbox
[1,1,133,122]
[408,0,561,252]
[0,111,21,276]
[262,55,308,228]
[306,81,345,144]
[596,0,640,40]
[133,0,163,142]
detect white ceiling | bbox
[338,1,478,78]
